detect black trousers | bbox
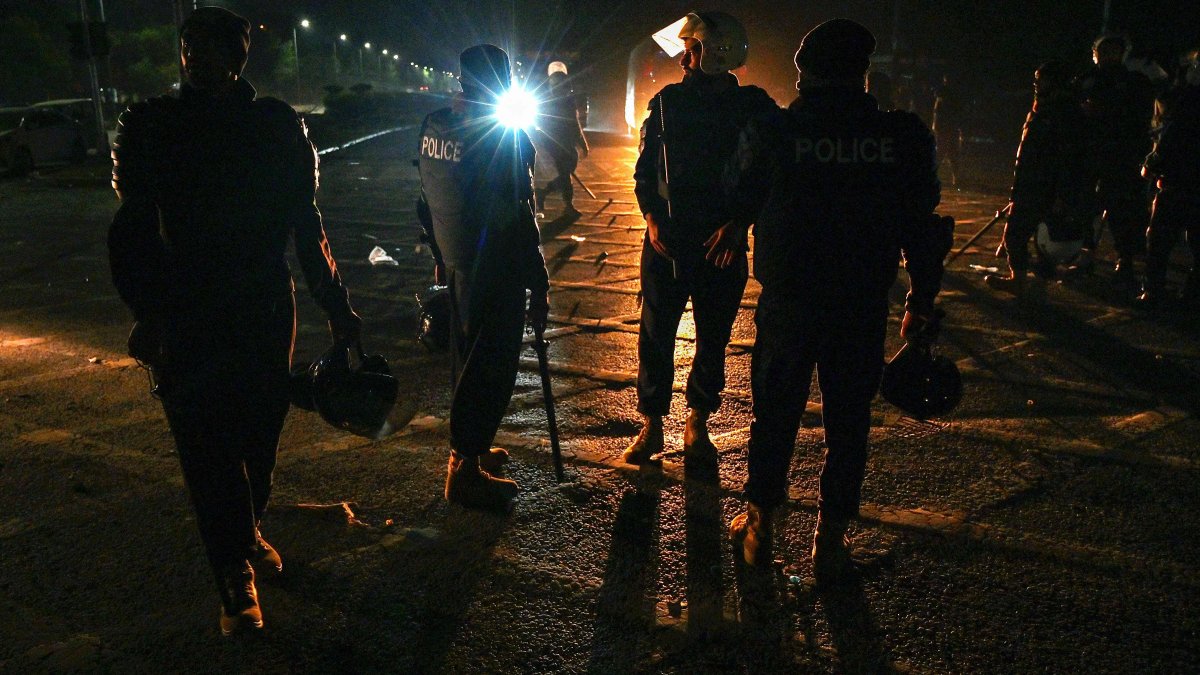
[1089,166,1150,260]
[1144,190,1200,292]
[636,237,747,416]
[159,295,294,574]
[743,294,887,518]
[448,267,528,456]
[542,150,578,205]
[1002,199,1051,272]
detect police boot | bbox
[729,503,773,567]
[984,269,1027,295]
[252,529,282,575]
[621,415,663,466]
[477,447,511,477]
[217,560,263,636]
[811,513,854,585]
[1064,249,1095,278]
[683,409,711,450]
[683,408,719,477]
[562,184,580,217]
[445,451,519,512]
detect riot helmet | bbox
[1092,33,1131,67]
[1035,217,1084,265]
[459,44,511,100]
[880,310,962,420]
[309,341,399,439]
[678,12,749,74]
[880,343,963,420]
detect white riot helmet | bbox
[678,11,749,74]
[547,61,568,77]
[1036,220,1084,265]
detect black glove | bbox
[329,308,363,347]
[528,291,549,340]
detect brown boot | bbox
[477,447,511,476]
[622,415,663,465]
[683,409,711,451]
[252,529,282,575]
[729,503,773,567]
[218,560,263,636]
[445,452,518,512]
[811,513,853,584]
[984,269,1027,295]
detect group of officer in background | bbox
[981,34,1200,308]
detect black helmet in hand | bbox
[293,341,399,438]
[880,312,962,420]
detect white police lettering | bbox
[421,135,463,162]
[795,137,895,163]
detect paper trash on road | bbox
[368,245,399,266]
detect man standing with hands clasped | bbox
[626,11,776,467]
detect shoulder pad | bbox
[647,84,684,110]
[119,96,180,125]
[738,85,776,107]
[254,97,304,128]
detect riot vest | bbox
[744,88,940,305]
[417,107,534,271]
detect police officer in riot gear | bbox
[534,61,589,217]
[1074,34,1155,282]
[724,19,950,581]
[627,11,776,465]
[417,44,550,511]
[1138,50,1200,308]
[986,61,1091,295]
[108,7,360,635]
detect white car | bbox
[0,107,87,175]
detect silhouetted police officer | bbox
[534,61,589,217]
[1139,51,1200,307]
[417,44,549,511]
[724,19,951,582]
[108,7,360,635]
[1075,34,1155,282]
[628,11,776,465]
[986,61,1091,295]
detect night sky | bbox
[6,0,1198,115]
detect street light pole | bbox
[293,19,310,103]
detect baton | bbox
[532,336,565,482]
[947,202,1012,264]
[571,172,597,200]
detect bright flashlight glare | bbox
[495,87,539,129]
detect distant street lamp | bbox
[360,43,370,79]
[293,18,311,100]
[335,33,348,78]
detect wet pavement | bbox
[1,127,1198,673]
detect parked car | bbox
[0,107,87,175]
[32,98,107,151]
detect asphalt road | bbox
[0,127,1198,674]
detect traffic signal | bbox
[68,21,110,60]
